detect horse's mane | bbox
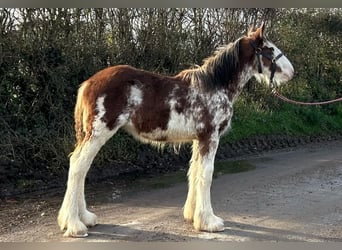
[179,37,242,91]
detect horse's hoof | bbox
[194,214,225,232]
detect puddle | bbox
[88,159,256,203]
[135,160,256,190]
[214,160,256,178]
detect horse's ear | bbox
[254,22,265,40]
[260,22,266,37]
[247,25,255,37]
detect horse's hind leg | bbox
[58,123,119,237]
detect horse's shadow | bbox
[86,220,341,242]
[86,223,195,241]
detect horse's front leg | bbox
[192,136,224,232]
[184,140,200,222]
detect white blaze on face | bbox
[254,40,295,87]
[263,40,294,86]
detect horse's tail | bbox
[70,82,88,156]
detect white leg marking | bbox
[58,140,100,237]
[184,140,200,222]
[58,95,119,237]
[193,138,224,232]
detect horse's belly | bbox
[145,130,196,142]
[124,112,198,143]
[125,125,196,143]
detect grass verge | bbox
[223,99,342,143]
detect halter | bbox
[250,40,283,88]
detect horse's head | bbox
[245,23,294,88]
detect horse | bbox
[58,24,294,237]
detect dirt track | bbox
[1,140,342,242]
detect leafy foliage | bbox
[0,8,341,178]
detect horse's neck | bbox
[177,64,254,104]
[227,66,254,103]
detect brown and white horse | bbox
[58,24,294,237]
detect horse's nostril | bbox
[284,68,294,80]
[289,70,294,79]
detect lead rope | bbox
[249,41,342,105]
[271,88,342,106]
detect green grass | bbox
[223,99,342,143]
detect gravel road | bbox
[1,140,342,242]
